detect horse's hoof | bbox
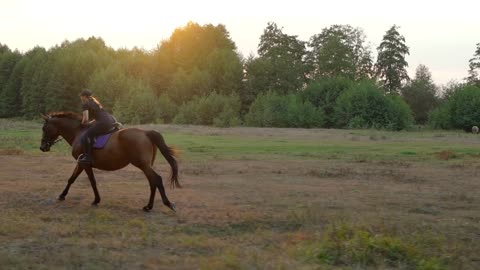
[169,202,176,212]
[91,201,100,206]
[58,196,65,201]
[143,206,152,212]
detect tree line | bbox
[0,22,479,130]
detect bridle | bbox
[41,123,63,148]
[43,137,63,148]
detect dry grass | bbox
[0,149,23,155]
[434,150,457,160]
[0,123,479,269]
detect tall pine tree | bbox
[467,43,480,86]
[376,25,410,94]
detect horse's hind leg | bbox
[84,165,101,206]
[141,167,175,212]
[58,165,84,201]
[152,169,176,212]
[143,174,157,212]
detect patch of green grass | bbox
[162,132,480,163]
[3,119,480,163]
[199,249,245,270]
[178,218,300,238]
[297,222,447,269]
[0,119,71,154]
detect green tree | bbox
[428,80,465,130]
[205,48,243,95]
[441,80,465,101]
[401,65,438,124]
[115,47,152,81]
[0,58,27,117]
[20,47,49,117]
[467,43,480,86]
[429,85,480,130]
[173,92,242,127]
[168,68,213,104]
[88,62,131,110]
[44,37,112,113]
[113,80,160,124]
[0,44,10,56]
[376,25,410,94]
[0,49,21,88]
[448,85,480,130]
[157,94,177,123]
[151,22,242,101]
[334,81,413,130]
[302,77,353,127]
[245,91,324,128]
[244,22,309,97]
[0,49,23,117]
[242,55,272,109]
[428,104,452,129]
[308,25,373,80]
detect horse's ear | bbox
[40,114,50,121]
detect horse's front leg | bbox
[58,165,84,201]
[83,165,101,206]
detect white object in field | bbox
[472,126,479,134]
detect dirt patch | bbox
[0,149,23,155]
[0,153,478,269]
[434,150,457,160]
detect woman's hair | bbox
[89,96,103,109]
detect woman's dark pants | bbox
[78,120,113,164]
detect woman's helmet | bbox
[79,89,93,97]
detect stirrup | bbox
[77,154,93,165]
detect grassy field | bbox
[0,119,479,269]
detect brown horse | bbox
[39,112,180,212]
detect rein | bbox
[44,137,63,148]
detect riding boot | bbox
[78,138,93,165]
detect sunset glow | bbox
[1,0,479,84]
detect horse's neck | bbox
[56,119,82,146]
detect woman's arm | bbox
[82,110,89,125]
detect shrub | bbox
[302,77,353,127]
[428,104,452,129]
[386,95,415,131]
[334,81,413,130]
[157,94,177,123]
[428,85,480,130]
[173,92,241,127]
[447,85,480,130]
[298,223,447,269]
[245,92,324,128]
[88,63,130,110]
[113,81,160,124]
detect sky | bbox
[1,0,479,85]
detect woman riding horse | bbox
[39,101,180,211]
[78,89,116,164]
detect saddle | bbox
[92,122,122,149]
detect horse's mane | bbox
[47,111,82,122]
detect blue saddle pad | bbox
[93,133,113,149]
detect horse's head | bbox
[40,114,61,152]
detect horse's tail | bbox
[146,130,181,189]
